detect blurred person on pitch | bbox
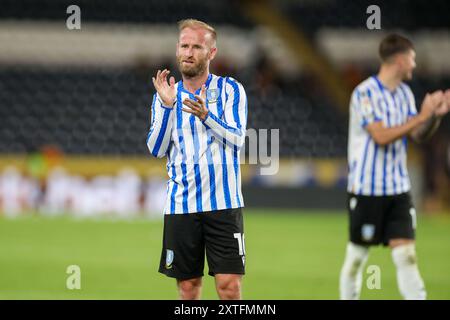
[0,167,26,217]
[44,167,70,216]
[114,168,141,218]
[146,19,247,300]
[340,33,450,300]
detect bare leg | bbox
[214,274,242,300]
[177,277,203,300]
[390,239,426,300]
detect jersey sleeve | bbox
[146,93,174,158]
[202,77,247,150]
[353,87,383,128]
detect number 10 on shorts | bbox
[234,233,246,255]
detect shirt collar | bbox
[180,73,213,96]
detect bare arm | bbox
[367,115,427,146]
[367,90,449,146]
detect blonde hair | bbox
[178,19,217,46]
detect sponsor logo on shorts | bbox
[165,249,174,269]
[362,224,375,241]
[350,197,358,211]
[409,208,417,229]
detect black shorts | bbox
[348,192,416,246]
[158,207,245,280]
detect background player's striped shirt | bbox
[146,74,247,214]
[347,75,417,196]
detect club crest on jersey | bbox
[206,89,219,103]
[361,224,375,241]
[165,249,174,269]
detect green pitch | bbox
[1,210,449,300]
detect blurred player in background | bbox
[340,34,450,300]
[0,167,26,217]
[146,19,247,300]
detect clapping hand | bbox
[182,85,209,121]
[434,89,450,117]
[152,69,176,108]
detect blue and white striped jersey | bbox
[347,76,417,196]
[147,74,247,214]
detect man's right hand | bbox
[152,69,176,108]
[418,91,443,122]
[434,89,450,118]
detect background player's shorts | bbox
[347,192,416,246]
[158,208,245,280]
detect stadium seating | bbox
[3,0,447,31]
[0,0,252,27]
[0,64,349,156]
[280,0,450,37]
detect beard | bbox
[177,56,208,78]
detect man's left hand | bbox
[182,85,209,121]
[435,89,450,117]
